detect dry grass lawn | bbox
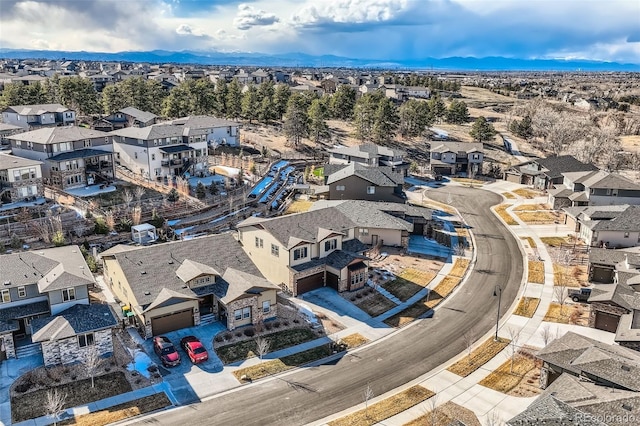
[60,393,171,426]
[521,236,537,248]
[447,338,510,377]
[528,261,545,284]
[399,268,437,286]
[284,200,313,214]
[515,210,564,224]
[513,297,541,318]
[352,292,397,317]
[451,177,485,186]
[543,303,589,325]
[494,204,518,225]
[553,263,587,287]
[540,236,568,247]
[413,198,457,215]
[450,258,470,277]
[340,333,369,349]
[502,192,516,199]
[513,188,543,199]
[512,203,551,211]
[381,277,424,302]
[479,356,540,395]
[328,386,434,426]
[404,401,481,426]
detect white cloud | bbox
[233,3,280,30]
[175,24,206,37]
[291,0,408,27]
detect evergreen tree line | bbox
[389,74,461,92]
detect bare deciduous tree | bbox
[426,391,439,426]
[83,345,102,388]
[554,284,569,316]
[105,210,115,231]
[254,336,270,360]
[507,327,521,373]
[123,189,134,211]
[539,323,556,347]
[130,205,142,226]
[485,408,503,426]
[45,388,67,426]
[463,330,475,365]
[134,186,145,205]
[363,382,374,420]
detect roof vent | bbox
[168,260,174,264]
[140,271,147,275]
[144,291,150,295]
[622,364,631,371]
[182,285,187,289]
[623,403,633,411]
[3,281,10,286]
[72,250,77,253]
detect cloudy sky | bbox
[0,0,638,63]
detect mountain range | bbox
[0,48,638,71]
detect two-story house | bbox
[324,162,404,202]
[101,233,279,337]
[2,104,76,129]
[104,107,158,130]
[503,155,598,189]
[168,115,240,147]
[0,153,43,204]
[111,123,207,180]
[429,141,483,176]
[237,200,433,296]
[7,127,115,190]
[327,144,409,176]
[548,170,640,209]
[0,123,24,148]
[0,246,117,365]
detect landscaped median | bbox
[513,297,541,318]
[232,333,369,382]
[447,338,510,377]
[543,303,590,325]
[328,385,434,426]
[494,204,518,225]
[478,351,541,397]
[512,188,543,199]
[513,203,563,224]
[59,393,171,426]
[527,260,545,284]
[384,258,470,327]
[215,328,317,364]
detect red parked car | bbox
[181,336,209,364]
[153,336,181,367]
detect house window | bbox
[324,239,337,251]
[336,185,345,191]
[84,139,91,148]
[294,246,308,260]
[262,300,270,314]
[1,289,10,303]
[271,244,279,257]
[359,228,369,235]
[62,288,76,302]
[18,286,26,298]
[243,306,251,319]
[255,237,263,248]
[367,186,375,194]
[78,333,94,347]
[624,232,630,238]
[234,309,242,321]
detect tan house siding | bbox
[239,226,291,286]
[357,227,402,246]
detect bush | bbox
[356,293,363,299]
[215,335,224,343]
[350,296,357,302]
[235,331,242,338]
[283,321,289,327]
[244,328,255,337]
[94,217,109,235]
[223,333,232,341]
[265,323,273,330]
[273,321,281,328]
[293,319,300,324]
[14,382,31,393]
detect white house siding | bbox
[41,328,113,367]
[206,127,238,146]
[588,195,640,206]
[592,230,640,248]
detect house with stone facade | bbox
[0,246,96,361]
[323,162,405,202]
[236,200,433,296]
[6,126,114,190]
[548,170,640,210]
[101,233,278,336]
[428,141,483,176]
[0,153,43,204]
[31,303,118,367]
[503,155,598,189]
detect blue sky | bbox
[0,0,638,63]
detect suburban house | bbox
[0,153,43,204]
[7,126,115,190]
[168,115,240,147]
[548,170,640,209]
[588,246,640,283]
[428,141,483,176]
[0,246,97,361]
[236,200,433,296]
[323,163,404,202]
[2,104,76,129]
[503,155,598,189]
[0,122,24,146]
[104,107,158,130]
[563,204,629,246]
[31,303,118,367]
[101,233,279,337]
[509,332,640,425]
[564,204,640,248]
[111,123,207,180]
[327,144,410,176]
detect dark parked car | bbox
[180,336,209,364]
[153,336,181,367]
[569,288,592,303]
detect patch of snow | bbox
[127,349,154,378]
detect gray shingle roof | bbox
[0,300,49,323]
[49,148,113,162]
[7,127,109,144]
[535,155,599,179]
[429,141,483,154]
[119,107,157,123]
[110,123,184,140]
[507,393,605,426]
[169,115,238,134]
[218,268,279,304]
[103,233,263,308]
[593,206,640,231]
[589,247,640,267]
[31,303,117,342]
[4,103,71,115]
[587,173,640,191]
[327,143,405,159]
[326,163,404,187]
[0,153,42,170]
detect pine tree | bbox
[372,97,399,144]
[446,100,469,124]
[273,84,291,120]
[102,84,127,114]
[353,93,380,142]
[195,181,206,199]
[283,94,309,146]
[241,85,259,123]
[399,99,432,138]
[226,79,243,120]
[427,94,446,123]
[257,81,275,123]
[330,85,357,119]
[214,79,228,117]
[308,98,330,145]
[469,116,497,142]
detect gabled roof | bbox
[589,247,640,267]
[31,304,118,342]
[429,141,483,154]
[0,153,42,170]
[535,155,599,179]
[217,268,279,305]
[143,288,199,313]
[326,163,403,187]
[169,115,238,133]
[327,143,405,159]
[587,172,640,191]
[110,123,184,140]
[48,148,113,162]
[7,127,110,144]
[3,103,72,115]
[507,393,604,426]
[119,107,157,123]
[176,259,220,283]
[592,206,640,231]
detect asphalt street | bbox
[134,185,523,426]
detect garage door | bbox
[296,273,324,295]
[326,272,339,291]
[151,309,193,336]
[592,267,614,284]
[594,311,620,333]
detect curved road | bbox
[135,186,523,426]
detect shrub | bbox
[273,321,281,328]
[94,217,109,234]
[215,335,224,343]
[235,331,243,338]
[223,333,232,341]
[244,328,255,337]
[293,319,300,324]
[265,323,273,330]
[356,293,363,299]
[283,321,289,327]
[350,296,357,302]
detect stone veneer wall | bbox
[0,332,15,359]
[291,264,326,296]
[588,302,628,328]
[41,328,114,367]
[8,178,44,201]
[226,297,258,331]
